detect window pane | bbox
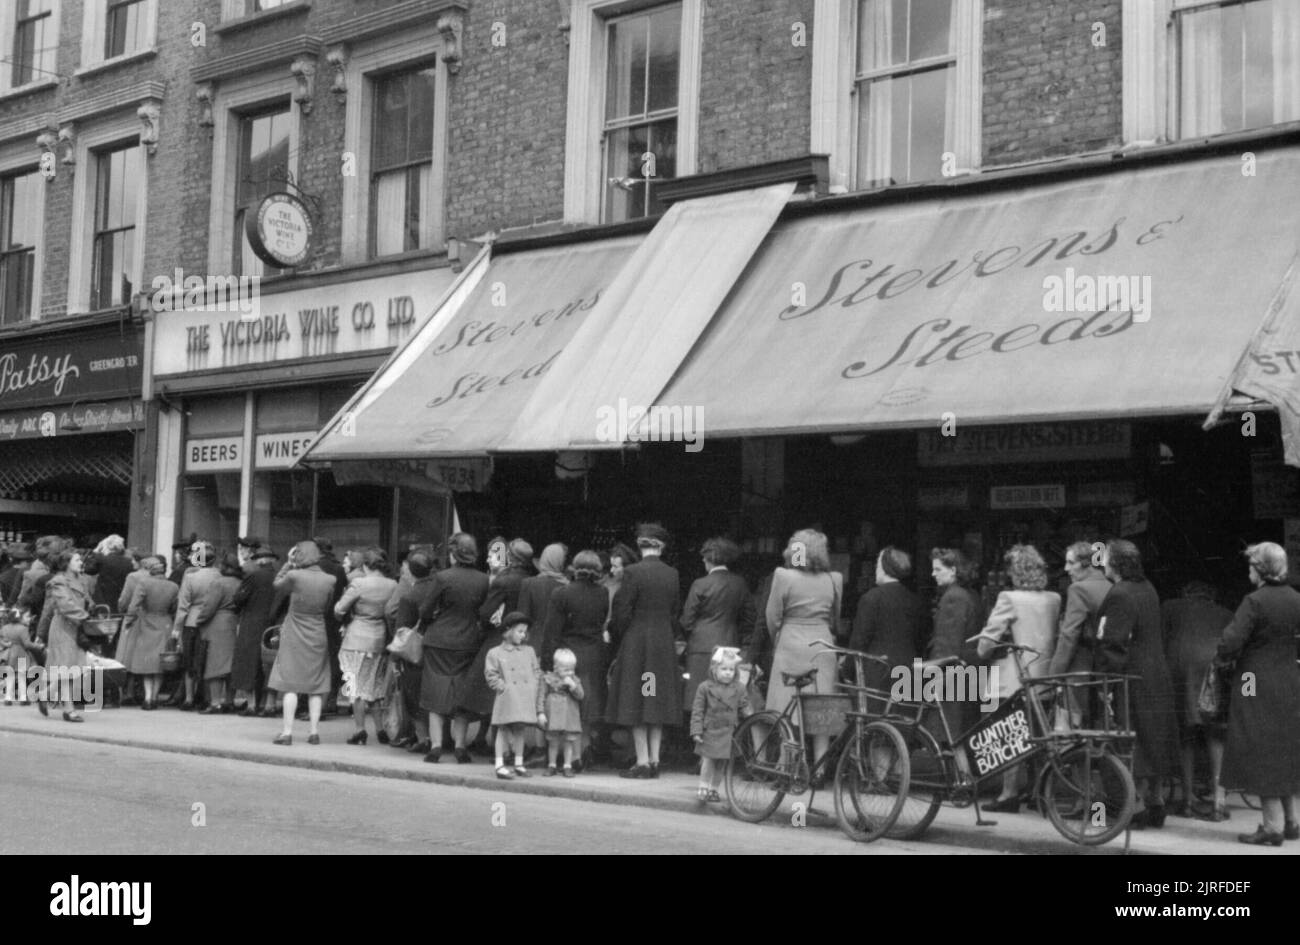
[909,0,953,60]
[374,74,412,171]
[606,15,649,121]
[1243,0,1275,129]
[858,0,900,72]
[909,65,950,180]
[6,172,40,249]
[238,109,290,204]
[645,6,681,112]
[604,118,676,221]
[409,68,437,162]
[373,171,406,256]
[857,64,953,187]
[0,250,36,325]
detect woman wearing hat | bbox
[268,540,338,745]
[171,541,222,711]
[418,533,490,763]
[1216,542,1300,845]
[608,524,683,779]
[232,546,282,716]
[124,556,179,710]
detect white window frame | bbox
[811,0,981,193]
[67,115,148,314]
[79,0,158,74]
[340,26,450,264]
[1124,0,1300,145]
[207,72,301,277]
[0,139,46,322]
[564,0,701,224]
[0,1,61,97]
[220,0,304,23]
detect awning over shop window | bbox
[505,183,795,451]
[303,237,642,461]
[648,147,1300,441]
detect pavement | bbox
[1,701,1293,855]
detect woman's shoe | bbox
[1130,805,1167,829]
[237,705,257,717]
[36,700,48,717]
[1238,826,1283,847]
[62,711,84,723]
[273,733,292,746]
[545,765,559,777]
[257,706,278,718]
[495,766,515,780]
[705,789,722,802]
[513,765,531,778]
[1284,821,1299,841]
[563,766,575,778]
[454,747,473,764]
[376,730,390,745]
[408,739,432,754]
[985,797,1021,814]
[198,705,221,715]
[142,701,157,711]
[1207,804,1230,822]
[346,730,368,745]
[423,748,442,764]
[232,701,249,714]
[307,734,320,745]
[619,765,653,780]
[648,762,660,779]
[392,735,415,749]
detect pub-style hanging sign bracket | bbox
[242,167,321,270]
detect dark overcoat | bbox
[606,556,683,726]
[681,568,755,707]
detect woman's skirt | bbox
[455,636,498,719]
[125,615,170,676]
[766,619,835,718]
[339,648,392,703]
[563,636,607,724]
[231,618,266,692]
[200,613,238,680]
[419,646,477,715]
[267,612,331,696]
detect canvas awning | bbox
[643,146,1300,441]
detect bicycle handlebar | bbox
[807,639,892,667]
[965,632,1040,657]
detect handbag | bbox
[1196,662,1231,724]
[386,625,423,665]
[381,673,406,741]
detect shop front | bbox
[0,314,145,546]
[148,258,462,559]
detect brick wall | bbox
[982,0,1124,167]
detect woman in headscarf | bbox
[418,533,489,764]
[267,540,338,745]
[124,555,179,710]
[457,538,533,757]
[1216,542,1300,845]
[543,549,611,767]
[519,544,570,668]
[39,550,93,722]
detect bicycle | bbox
[723,647,910,843]
[832,638,1139,847]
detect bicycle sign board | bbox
[961,690,1040,778]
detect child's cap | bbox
[501,611,529,631]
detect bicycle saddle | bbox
[782,669,818,690]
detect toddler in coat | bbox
[691,646,752,802]
[485,611,542,780]
[538,647,585,777]
[0,609,43,704]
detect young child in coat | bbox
[485,611,542,780]
[691,646,752,802]
[538,647,585,777]
[0,608,43,705]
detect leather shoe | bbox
[1285,821,1299,841]
[408,739,432,754]
[1238,826,1283,847]
[1131,805,1166,829]
[273,733,292,746]
[985,797,1021,814]
[376,730,390,745]
[649,762,660,779]
[198,705,222,715]
[454,747,473,764]
[619,764,653,779]
[423,748,442,764]
[392,736,416,749]
[307,734,320,745]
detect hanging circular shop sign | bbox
[245,192,314,268]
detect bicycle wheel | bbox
[887,725,944,840]
[724,712,794,823]
[833,721,909,843]
[1040,745,1135,846]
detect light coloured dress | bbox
[200,575,242,680]
[267,565,336,696]
[537,672,585,737]
[765,567,842,717]
[124,574,179,675]
[335,570,398,702]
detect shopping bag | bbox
[381,673,406,741]
[1196,662,1231,724]
[386,626,423,665]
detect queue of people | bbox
[1,525,1296,847]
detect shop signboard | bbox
[255,431,318,469]
[917,483,969,511]
[152,265,457,376]
[245,192,314,269]
[989,484,1066,509]
[0,399,143,441]
[962,690,1040,779]
[331,458,494,494]
[917,422,1131,467]
[1076,480,1136,507]
[0,325,143,411]
[186,436,242,472]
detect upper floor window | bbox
[13,0,55,87]
[0,169,40,325]
[371,65,436,257]
[235,106,291,277]
[1173,0,1300,138]
[105,0,148,59]
[602,5,681,222]
[91,143,142,310]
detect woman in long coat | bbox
[1216,543,1300,845]
[232,546,280,716]
[767,529,842,772]
[543,550,611,765]
[268,540,338,745]
[850,546,928,695]
[172,543,222,711]
[928,548,984,750]
[1095,539,1179,827]
[519,543,569,667]
[608,525,683,778]
[197,554,243,713]
[334,548,398,745]
[124,556,179,709]
[458,538,532,733]
[40,550,92,722]
[418,533,489,764]
[681,537,754,710]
